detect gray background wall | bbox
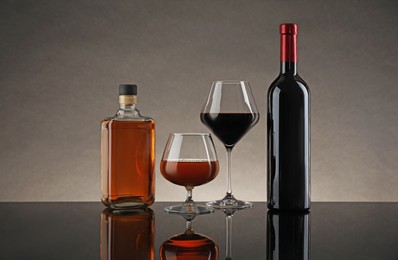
[0,0,397,202]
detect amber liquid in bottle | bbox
[101,84,155,209]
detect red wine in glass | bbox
[200,113,259,148]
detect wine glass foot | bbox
[206,193,253,209]
[165,202,214,215]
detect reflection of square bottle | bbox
[101,84,155,209]
[100,208,155,260]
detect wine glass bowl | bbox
[200,80,259,209]
[160,133,219,214]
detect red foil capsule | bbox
[280,23,298,62]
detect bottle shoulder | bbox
[295,75,310,92]
[101,116,155,128]
[268,74,310,95]
[103,107,155,123]
[103,116,154,123]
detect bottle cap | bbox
[280,23,298,35]
[119,84,138,96]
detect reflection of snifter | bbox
[266,210,310,260]
[100,208,154,260]
[160,213,219,260]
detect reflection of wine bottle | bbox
[267,210,310,260]
[267,23,310,211]
[100,208,155,260]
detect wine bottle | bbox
[101,84,155,209]
[267,24,310,211]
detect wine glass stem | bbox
[226,147,233,196]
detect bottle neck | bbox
[119,103,136,110]
[116,103,139,117]
[280,33,298,75]
[280,61,297,75]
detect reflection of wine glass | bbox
[161,133,219,214]
[267,210,310,260]
[201,80,259,209]
[160,214,219,260]
[100,208,154,260]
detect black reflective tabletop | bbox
[0,202,397,260]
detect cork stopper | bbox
[118,84,137,104]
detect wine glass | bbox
[159,213,219,260]
[160,133,219,214]
[200,80,259,209]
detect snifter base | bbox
[165,202,214,215]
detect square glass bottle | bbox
[101,84,155,209]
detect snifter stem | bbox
[180,186,196,213]
[185,186,194,203]
[185,219,193,233]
